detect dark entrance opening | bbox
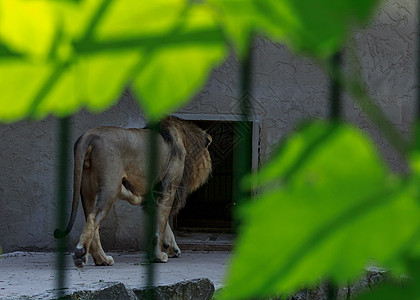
[174,120,252,234]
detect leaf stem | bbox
[73,28,224,54]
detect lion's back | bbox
[81,126,172,178]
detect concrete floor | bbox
[0,251,231,299]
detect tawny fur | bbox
[56,116,212,266]
[159,116,212,215]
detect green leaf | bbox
[221,122,420,300]
[132,43,226,121]
[0,0,227,122]
[131,4,227,121]
[94,0,187,40]
[243,121,340,189]
[208,0,263,57]
[409,123,420,177]
[405,123,420,257]
[77,51,141,112]
[0,61,52,122]
[30,50,141,119]
[0,0,57,59]
[211,0,380,58]
[355,280,415,300]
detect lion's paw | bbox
[173,243,181,258]
[73,247,87,268]
[162,244,181,258]
[154,251,169,263]
[93,255,114,266]
[170,246,181,258]
[102,255,114,266]
[173,248,181,258]
[106,255,114,265]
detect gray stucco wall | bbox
[0,0,416,253]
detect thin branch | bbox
[80,0,115,42]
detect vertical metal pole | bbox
[326,52,342,300]
[233,37,253,219]
[145,122,158,300]
[417,0,420,123]
[55,116,70,299]
[330,52,342,120]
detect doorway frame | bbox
[173,113,262,172]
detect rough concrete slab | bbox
[0,251,229,299]
[23,279,214,300]
[29,282,138,300]
[133,278,215,300]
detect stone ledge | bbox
[133,278,215,300]
[20,278,215,300]
[213,269,389,300]
[289,268,388,300]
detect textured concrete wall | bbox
[0,93,150,252]
[0,0,416,252]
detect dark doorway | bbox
[174,120,252,233]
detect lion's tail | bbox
[54,133,94,239]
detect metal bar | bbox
[330,52,342,120]
[341,45,408,155]
[417,0,420,122]
[326,51,342,300]
[55,116,71,299]
[145,121,159,299]
[326,281,338,300]
[233,37,254,218]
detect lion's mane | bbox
[157,116,212,215]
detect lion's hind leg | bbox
[90,228,114,266]
[74,197,118,267]
[74,166,120,267]
[73,212,96,267]
[153,185,183,262]
[120,180,144,205]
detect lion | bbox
[54,116,212,267]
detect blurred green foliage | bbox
[210,0,380,58]
[222,123,420,299]
[0,0,227,121]
[0,0,379,122]
[3,0,420,299]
